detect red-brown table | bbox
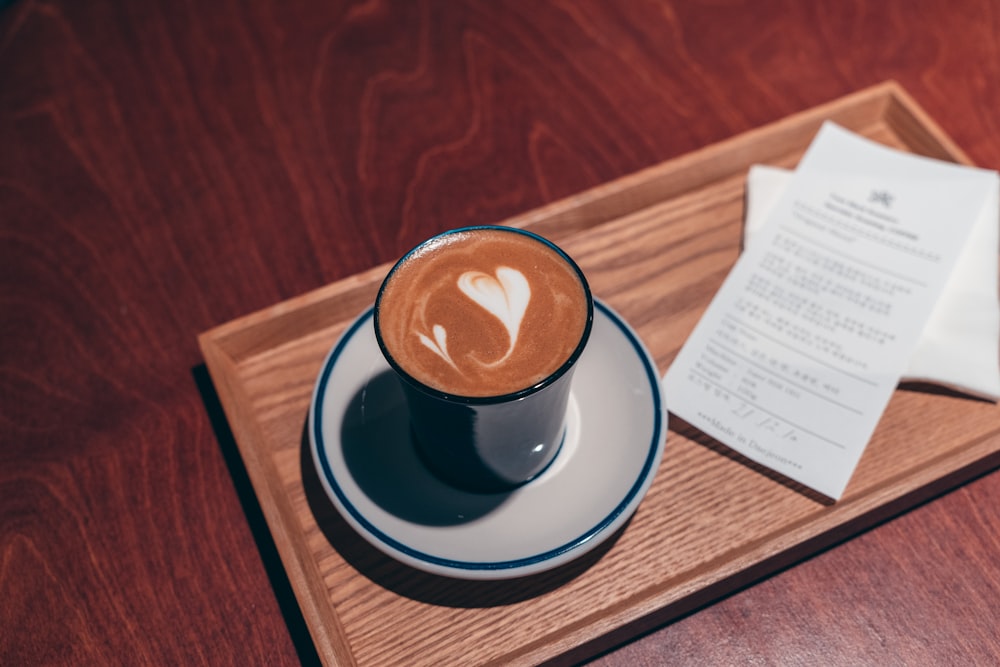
[4,1,1000,664]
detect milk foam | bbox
[455,267,530,362]
[417,324,457,368]
[376,228,589,397]
[417,267,530,368]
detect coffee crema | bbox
[376,227,590,397]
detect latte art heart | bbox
[456,267,530,361]
[416,267,530,367]
[376,227,589,397]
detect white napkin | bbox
[744,164,1000,401]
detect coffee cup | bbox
[374,225,593,492]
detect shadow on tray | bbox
[192,365,322,667]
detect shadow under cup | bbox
[373,226,594,494]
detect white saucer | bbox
[309,298,666,580]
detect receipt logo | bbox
[869,190,894,207]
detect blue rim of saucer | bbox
[310,299,663,574]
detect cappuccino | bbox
[376,227,590,397]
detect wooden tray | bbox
[199,81,1000,666]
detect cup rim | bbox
[373,225,594,405]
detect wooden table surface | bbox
[3,1,1000,665]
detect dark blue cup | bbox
[374,226,593,493]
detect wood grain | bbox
[3,1,1000,665]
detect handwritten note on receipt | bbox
[663,122,999,499]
